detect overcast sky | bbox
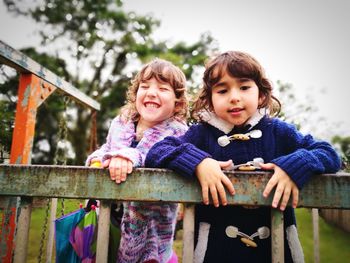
[1,0,349,138]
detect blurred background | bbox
[0,1,349,262]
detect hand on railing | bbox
[89,157,133,184]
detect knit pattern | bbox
[146,116,341,188]
[146,115,341,262]
[86,115,188,263]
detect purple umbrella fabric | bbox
[55,208,86,263]
[69,206,98,263]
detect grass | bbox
[2,205,347,262]
[27,199,81,263]
[295,208,350,263]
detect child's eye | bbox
[160,86,171,91]
[139,85,149,89]
[217,89,227,94]
[240,86,250,91]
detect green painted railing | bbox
[0,164,349,262]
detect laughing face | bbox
[135,77,177,128]
[211,71,263,127]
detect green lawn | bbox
[15,205,350,262]
[296,208,350,263]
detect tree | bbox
[2,0,217,164]
[332,135,350,171]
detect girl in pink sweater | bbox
[86,58,188,263]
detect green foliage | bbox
[0,100,14,154]
[2,0,216,164]
[332,135,350,171]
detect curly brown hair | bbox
[192,51,281,121]
[121,58,188,121]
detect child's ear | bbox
[174,101,182,113]
[258,94,266,107]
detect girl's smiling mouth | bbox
[144,102,160,108]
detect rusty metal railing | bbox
[0,39,100,262]
[1,164,349,262]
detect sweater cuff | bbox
[170,146,211,178]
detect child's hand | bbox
[195,158,235,207]
[217,159,234,170]
[103,156,133,184]
[260,163,299,211]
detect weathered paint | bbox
[0,40,100,110]
[0,39,100,262]
[96,200,112,263]
[2,73,52,262]
[0,198,17,263]
[183,205,195,263]
[271,209,284,263]
[13,197,32,263]
[9,74,56,164]
[0,166,349,262]
[0,165,349,209]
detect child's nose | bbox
[146,86,157,97]
[229,89,240,102]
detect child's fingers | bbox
[201,186,209,205]
[102,159,110,168]
[221,175,235,195]
[127,160,133,174]
[259,162,275,170]
[279,186,291,211]
[209,186,219,207]
[216,183,228,206]
[218,160,233,170]
[119,160,128,182]
[292,187,299,208]
[110,158,122,184]
[263,174,277,198]
[271,185,283,209]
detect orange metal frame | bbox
[0,73,56,262]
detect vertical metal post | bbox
[0,197,18,262]
[0,73,56,262]
[46,198,58,263]
[96,200,111,263]
[182,204,195,263]
[271,209,284,263]
[312,208,320,263]
[13,197,33,263]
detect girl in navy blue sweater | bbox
[145,51,341,263]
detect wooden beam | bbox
[0,165,349,209]
[0,40,100,110]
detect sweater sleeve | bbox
[271,120,341,188]
[85,116,134,166]
[85,118,116,166]
[113,120,189,167]
[145,124,211,178]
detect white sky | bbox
[1,0,349,139]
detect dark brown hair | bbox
[192,51,281,120]
[122,58,188,121]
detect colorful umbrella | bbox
[69,205,98,263]
[55,208,86,263]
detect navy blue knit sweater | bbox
[145,116,341,263]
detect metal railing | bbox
[1,164,349,262]
[0,39,100,262]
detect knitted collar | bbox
[199,109,266,134]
